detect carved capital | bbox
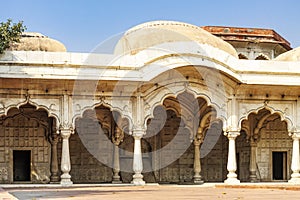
[225,131,240,139]
[194,127,204,145]
[59,123,73,139]
[60,122,73,131]
[193,138,202,146]
[60,129,73,139]
[112,126,124,146]
[224,126,240,133]
[132,126,146,139]
[289,131,300,140]
[49,132,59,145]
[250,140,258,147]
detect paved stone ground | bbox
[2,184,300,200]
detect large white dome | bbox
[114,20,238,57]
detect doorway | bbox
[236,153,240,180]
[272,152,287,180]
[13,150,31,181]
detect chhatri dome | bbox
[114,20,238,58]
[9,32,66,52]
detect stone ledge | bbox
[0,187,18,200]
[215,183,300,191]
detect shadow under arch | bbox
[141,90,227,183]
[143,105,192,183]
[71,104,134,183]
[255,53,270,60]
[200,119,228,182]
[143,65,229,130]
[0,103,57,183]
[235,129,250,182]
[238,105,294,132]
[238,53,248,60]
[1,100,60,130]
[72,101,133,132]
[240,108,292,182]
[145,89,227,139]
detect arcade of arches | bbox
[2,20,300,186]
[0,93,298,186]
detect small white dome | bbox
[9,32,66,52]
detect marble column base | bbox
[224,172,240,184]
[224,177,240,184]
[193,179,204,184]
[60,173,73,186]
[249,172,258,182]
[289,173,300,184]
[193,175,204,184]
[50,174,60,183]
[112,175,122,184]
[112,180,122,184]
[131,173,145,185]
[112,174,122,184]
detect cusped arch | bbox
[197,110,219,135]
[238,105,294,132]
[145,92,195,139]
[145,86,227,124]
[238,53,248,60]
[161,106,181,118]
[144,88,228,139]
[255,53,270,60]
[1,99,60,130]
[72,101,133,131]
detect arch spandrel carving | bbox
[238,101,295,132]
[143,89,228,141]
[144,86,228,133]
[0,96,61,129]
[71,96,133,132]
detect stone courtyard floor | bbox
[1,183,300,200]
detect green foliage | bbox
[0,19,26,54]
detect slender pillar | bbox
[131,129,145,185]
[112,144,122,183]
[193,139,204,184]
[50,132,60,182]
[60,128,73,186]
[289,132,300,183]
[224,131,240,184]
[249,141,258,182]
[112,125,124,183]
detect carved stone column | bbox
[193,137,204,184]
[249,141,258,182]
[112,145,121,183]
[224,131,240,184]
[112,126,124,184]
[289,132,300,183]
[131,128,145,185]
[60,127,73,186]
[50,132,60,182]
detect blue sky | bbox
[1,0,300,52]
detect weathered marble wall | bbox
[257,117,292,181]
[236,131,250,182]
[0,105,51,183]
[201,123,228,182]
